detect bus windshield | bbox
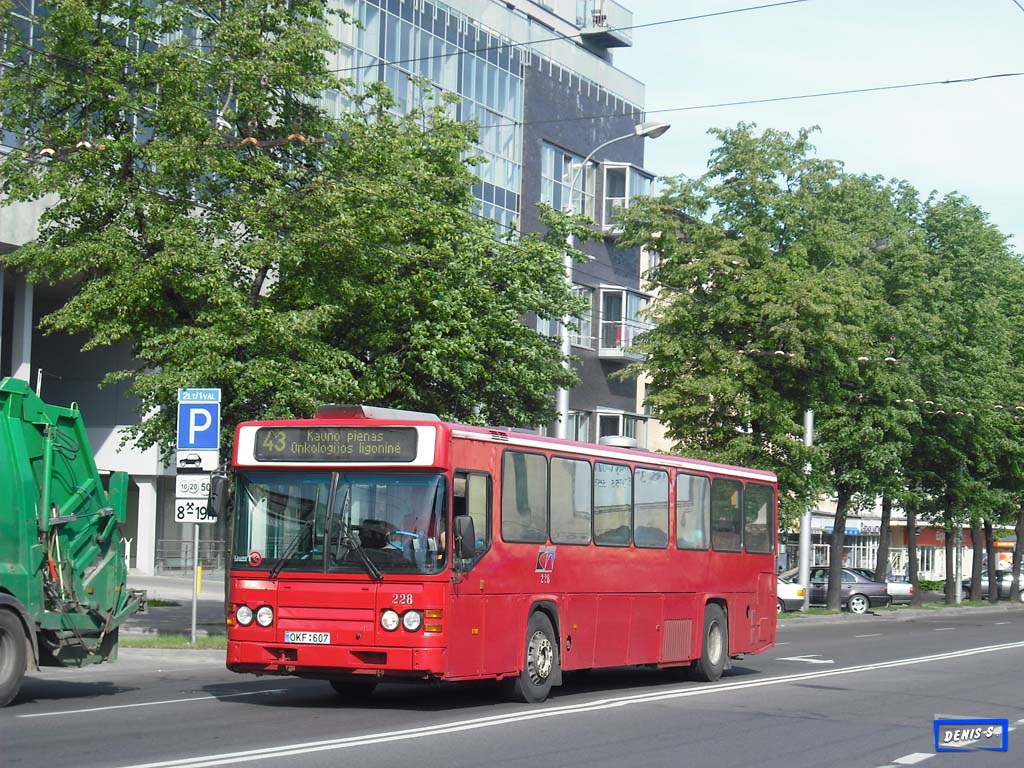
[232,471,448,575]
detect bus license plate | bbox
[284,631,330,645]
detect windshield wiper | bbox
[268,516,316,579]
[268,489,319,581]
[332,485,383,581]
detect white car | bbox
[777,576,805,613]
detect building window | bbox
[537,284,593,346]
[568,411,591,443]
[602,163,653,230]
[570,285,594,347]
[596,411,647,448]
[541,142,596,220]
[599,288,651,356]
[536,314,559,338]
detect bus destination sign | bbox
[254,427,419,463]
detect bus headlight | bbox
[402,610,423,632]
[236,605,254,626]
[256,606,274,627]
[381,609,400,631]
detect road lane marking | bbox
[17,688,287,718]
[777,654,834,664]
[113,640,1024,768]
[994,621,1010,625]
[893,754,932,765]
[933,627,955,631]
[775,642,791,645]
[855,634,882,638]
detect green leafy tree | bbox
[903,193,1021,603]
[619,126,920,573]
[0,1,580,457]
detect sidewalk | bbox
[778,593,1024,627]
[121,573,1024,637]
[122,570,227,637]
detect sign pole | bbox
[175,387,222,645]
[191,523,200,644]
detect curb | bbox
[779,602,1024,627]
[121,626,226,638]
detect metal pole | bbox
[191,523,200,644]
[799,409,814,610]
[554,232,574,440]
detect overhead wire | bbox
[1,0,815,81]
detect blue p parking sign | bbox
[177,402,220,450]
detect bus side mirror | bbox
[208,475,230,521]
[454,515,476,560]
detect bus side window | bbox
[710,478,743,552]
[454,471,491,559]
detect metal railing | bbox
[155,539,226,571]
[576,0,633,44]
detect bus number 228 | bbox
[392,594,413,606]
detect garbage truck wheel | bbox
[0,610,27,707]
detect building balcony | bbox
[576,0,633,48]
[598,320,646,362]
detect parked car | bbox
[849,568,914,605]
[961,569,1024,602]
[777,576,805,613]
[782,567,891,614]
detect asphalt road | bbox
[3,609,1023,768]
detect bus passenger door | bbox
[445,471,492,679]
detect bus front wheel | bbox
[690,604,727,683]
[505,612,558,703]
[0,609,27,708]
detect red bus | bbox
[223,405,778,703]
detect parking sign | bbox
[176,389,221,472]
[177,402,220,450]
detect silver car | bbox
[849,569,914,605]
[961,569,1024,602]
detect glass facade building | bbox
[1,0,655,572]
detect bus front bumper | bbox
[226,640,446,680]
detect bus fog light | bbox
[402,610,423,632]
[236,605,254,626]
[381,609,400,631]
[255,606,274,627]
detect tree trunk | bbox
[944,528,956,605]
[826,486,852,611]
[874,494,892,582]
[969,517,983,601]
[908,506,922,606]
[1011,501,1024,603]
[984,518,997,602]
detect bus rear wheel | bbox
[690,604,727,683]
[505,612,557,703]
[0,610,27,708]
[329,680,377,703]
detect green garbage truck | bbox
[0,377,144,706]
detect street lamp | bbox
[553,121,670,440]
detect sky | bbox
[613,0,1024,253]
